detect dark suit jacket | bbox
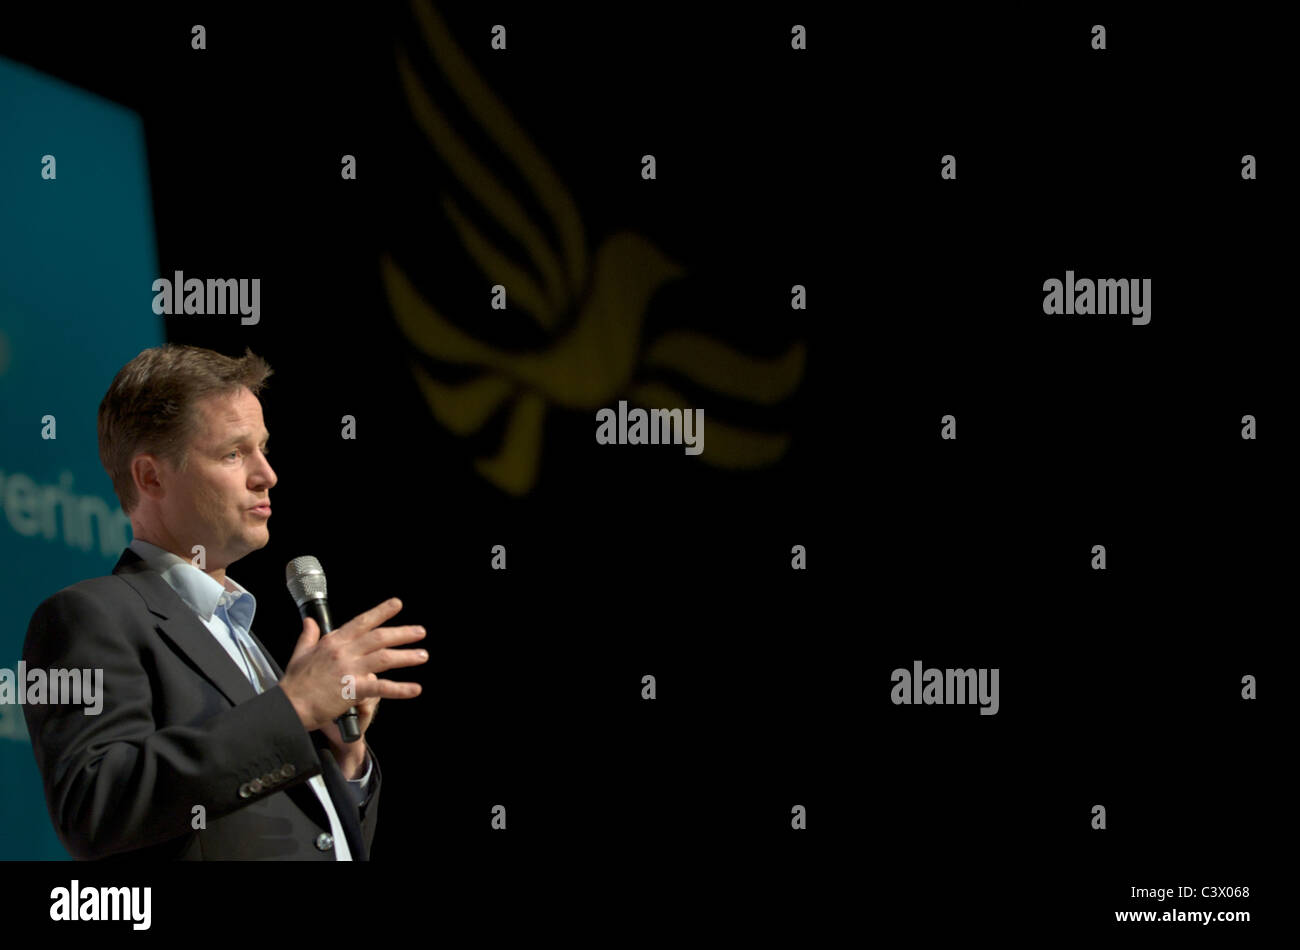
[21,546,380,860]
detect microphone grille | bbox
[285,555,328,606]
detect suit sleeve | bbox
[22,585,324,860]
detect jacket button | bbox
[279,763,296,780]
[315,833,334,852]
[238,782,253,799]
[261,771,278,787]
[248,779,263,795]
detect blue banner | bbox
[0,55,160,859]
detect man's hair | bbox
[98,344,273,515]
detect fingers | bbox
[358,645,429,676]
[290,616,320,663]
[350,674,422,701]
[342,598,406,640]
[354,623,426,656]
[313,599,425,713]
[376,679,421,699]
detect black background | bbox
[0,2,1284,939]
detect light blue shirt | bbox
[128,538,371,859]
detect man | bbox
[22,344,428,859]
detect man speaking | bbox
[21,344,428,860]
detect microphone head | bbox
[285,555,328,607]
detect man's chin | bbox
[240,528,270,553]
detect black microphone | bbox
[285,555,360,743]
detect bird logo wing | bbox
[383,0,805,495]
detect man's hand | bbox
[319,696,380,778]
[279,597,427,738]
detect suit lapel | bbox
[248,629,285,679]
[113,548,257,708]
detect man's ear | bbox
[131,453,166,502]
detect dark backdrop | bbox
[0,2,1284,938]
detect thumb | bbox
[290,616,320,664]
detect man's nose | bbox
[251,452,277,490]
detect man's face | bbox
[157,386,277,569]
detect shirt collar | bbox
[128,537,256,623]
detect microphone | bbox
[285,555,360,743]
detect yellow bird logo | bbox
[382,0,806,496]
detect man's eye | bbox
[225,451,238,460]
